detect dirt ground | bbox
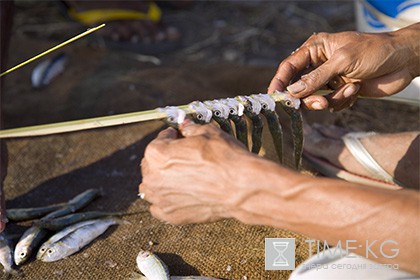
[1,1,419,280]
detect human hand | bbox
[139,121,258,225]
[268,23,420,111]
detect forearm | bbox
[390,22,420,77]
[228,157,420,274]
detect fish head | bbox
[36,244,49,260]
[252,94,276,112]
[206,100,229,119]
[157,106,186,125]
[136,250,151,262]
[39,245,62,262]
[271,90,301,109]
[14,246,29,265]
[236,96,262,115]
[223,98,244,117]
[189,101,212,123]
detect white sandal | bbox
[303,132,403,190]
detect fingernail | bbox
[311,102,324,110]
[287,80,306,94]
[343,84,359,98]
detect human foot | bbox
[303,124,419,189]
[62,1,182,53]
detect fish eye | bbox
[285,100,292,107]
[20,252,26,257]
[197,114,203,120]
[215,111,220,117]
[229,109,235,114]
[40,248,46,252]
[168,116,175,122]
[262,104,268,109]
[48,249,53,254]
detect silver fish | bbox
[134,250,222,280]
[203,100,233,135]
[273,90,303,170]
[40,188,101,221]
[36,219,98,260]
[0,233,20,275]
[31,53,68,88]
[35,211,124,231]
[158,106,187,128]
[188,101,212,124]
[252,94,283,163]
[222,98,248,148]
[37,218,123,262]
[136,250,170,280]
[236,96,263,154]
[6,203,66,222]
[14,226,48,266]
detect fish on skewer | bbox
[236,96,263,154]
[252,94,284,164]
[158,106,187,129]
[273,90,303,170]
[203,100,234,135]
[222,98,248,149]
[188,101,212,125]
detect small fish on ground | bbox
[134,250,221,280]
[0,233,21,276]
[6,203,66,222]
[37,218,127,262]
[40,188,101,221]
[14,226,48,266]
[35,211,125,231]
[31,53,69,88]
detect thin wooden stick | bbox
[0,24,105,77]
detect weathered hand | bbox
[268,23,420,111]
[139,121,256,225]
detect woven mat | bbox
[4,119,317,280]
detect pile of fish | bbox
[133,250,221,280]
[1,188,127,275]
[160,90,303,170]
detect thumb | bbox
[287,59,344,98]
[179,120,220,138]
[179,119,204,137]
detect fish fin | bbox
[127,271,148,280]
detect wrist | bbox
[223,155,303,226]
[391,23,420,77]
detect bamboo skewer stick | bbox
[0,24,105,77]
[0,90,332,139]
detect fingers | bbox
[287,56,347,98]
[155,127,178,141]
[268,46,312,93]
[301,95,329,110]
[179,120,219,138]
[326,82,360,111]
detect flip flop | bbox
[304,132,403,190]
[59,1,182,55]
